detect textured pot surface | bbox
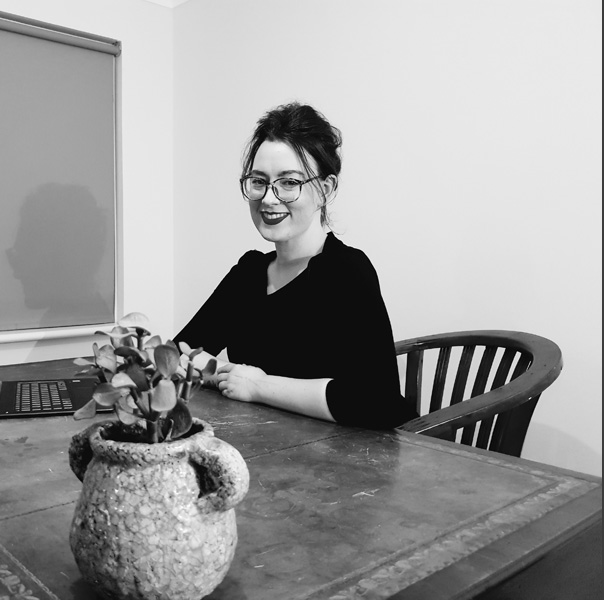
[69,418,249,600]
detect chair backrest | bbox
[395,330,563,457]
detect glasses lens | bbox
[274,179,301,203]
[242,177,303,203]
[242,177,268,201]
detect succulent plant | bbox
[73,312,207,443]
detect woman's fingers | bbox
[216,372,230,384]
[218,379,236,399]
[218,373,234,393]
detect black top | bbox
[174,233,418,429]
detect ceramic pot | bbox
[68,418,249,600]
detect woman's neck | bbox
[274,228,328,268]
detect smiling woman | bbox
[174,102,419,429]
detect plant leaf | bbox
[202,358,217,375]
[92,383,123,407]
[118,394,138,411]
[125,364,150,391]
[161,418,174,442]
[189,347,204,360]
[95,327,136,344]
[73,357,95,367]
[74,366,101,377]
[154,344,180,378]
[144,335,163,349]
[165,339,178,350]
[118,312,151,336]
[73,399,98,420]
[145,346,156,366]
[119,311,151,328]
[115,346,147,364]
[116,405,142,425]
[167,398,193,440]
[111,372,138,389]
[150,379,177,412]
[110,325,136,348]
[178,341,192,355]
[138,390,151,414]
[201,358,219,389]
[96,352,117,373]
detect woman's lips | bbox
[261,211,289,226]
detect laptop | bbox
[0,377,105,418]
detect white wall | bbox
[173,0,602,476]
[0,0,175,363]
[0,0,599,477]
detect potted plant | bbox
[68,312,249,600]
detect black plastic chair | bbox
[395,330,563,457]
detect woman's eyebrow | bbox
[250,169,306,179]
[278,170,306,178]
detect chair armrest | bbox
[395,329,563,438]
[397,363,562,438]
[395,330,561,355]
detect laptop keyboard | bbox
[15,380,72,413]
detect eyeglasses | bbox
[240,176,321,204]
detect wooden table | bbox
[0,360,601,600]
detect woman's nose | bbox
[262,185,282,205]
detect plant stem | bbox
[182,362,194,402]
[147,419,159,444]
[136,328,146,351]
[130,388,147,416]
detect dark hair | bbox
[241,102,342,227]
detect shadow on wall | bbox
[4,183,112,331]
[523,422,602,477]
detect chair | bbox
[395,330,563,457]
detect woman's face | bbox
[247,140,324,246]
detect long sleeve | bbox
[173,251,264,355]
[316,247,418,428]
[172,234,418,430]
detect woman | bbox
[174,102,418,429]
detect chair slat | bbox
[491,396,540,455]
[456,346,478,445]
[511,353,532,380]
[395,330,563,458]
[405,350,424,415]
[471,346,497,397]
[479,351,532,452]
[460,423,476,446]
[430,347,451,412]
[490,348,517,390]
[450,346,475,405]
[476,415,495,449]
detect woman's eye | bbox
[250,178,268,188]
[280,179,300,190]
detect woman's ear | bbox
[321,174,339,201]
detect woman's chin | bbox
[255,223,290,243]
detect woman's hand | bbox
[215,364,335,422]
[216,363,267,403]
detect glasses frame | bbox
[239,175,321,204]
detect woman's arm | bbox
[173,250,264,356]
[215,363,335,422]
